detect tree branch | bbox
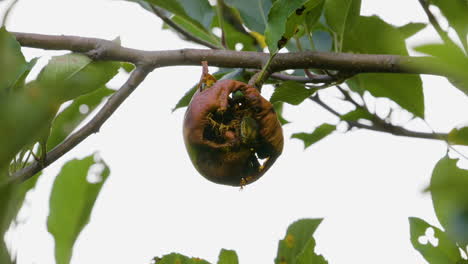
[309,95,448,141]
[8,65,152,184]
[149,5,222,50]
[12,32,449,77]
[268,72,336,83]
[6,31,453,183]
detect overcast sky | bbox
[2,0,468,263]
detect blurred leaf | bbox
[343,15,408,54]
[286,34,310,52]
[398,22,426,39]
[292,124,336,149]
[212,15,258,51]
[265,0,309,53]
[448,126,468,146]
[312,30,332,51]
[0,27,27,94]
[270,81,316,105]
[157,253,210,264]
[217,249,238,264]
[224,0,272,33]
[36,53,119,102]
[414,43,468,96]
[305,0,325,30]
[143,0,214,29]
[430,0,468,50]
[324,0,361,50]
[167,15,221,47]
[47,154,110,264]
[172,69,242,112]
[296,238,328,264]
[343,16,424,118]
[120,62,135,73]
[47,87,115,150]
[10,58,38,91]
[275,218,323,264]
[429,156,468,247]
[0,172,41,264]
[273,102,290,125]
[409,217,462,264]
[0,83,57,169]
[340,108,374,122]
[0,240,11,264]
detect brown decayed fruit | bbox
[183,62,283,186]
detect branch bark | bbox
[12,32,449,76]
[309,95,448,141]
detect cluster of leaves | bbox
[126,0,468,263]
[1,0,468,263]
[153,0,468,149]
[151,219,326,264]
[0,27,116,264]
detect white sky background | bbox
[2,0,468,263]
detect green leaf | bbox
[143,0,214,29]
[212,15,258,51]
[47,154,110,264]
[291,124,336,149]
[10,58,39,91]
[224,0,272,33]
[0,27,28,94]
[430,0,468,50]
[343,15,407,54]
[398,22,426,39]
[273,102,290,125]
[296,238,328,264]
[0,240,11,264]
[340,108,374,122]
[414,43,468,96]
[270,81,316,105]
[36,53,119,103]
[324,0,361,51]
[265,0,309,53]
[448,126,468,146]
[157,253,210,264]
[167,15,221,48]
[217,249,238,264]
[408,217,462,264]
[120,62,135,73]
[304,0,325,30]
[275,218,323,264]
[0,83,57,169]
[429,156,468,247]
[0,172,41,264]
[47,87,115,150]
[343,16,424,118]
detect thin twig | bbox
[12,32,450,76]
[335,85,362,108]
[418,0,459,49]
[0,0,19,27]
[309,95,448,141]
[8,65,152,184]
[149,5,221,50]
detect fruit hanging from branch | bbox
[183,61,284,187]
